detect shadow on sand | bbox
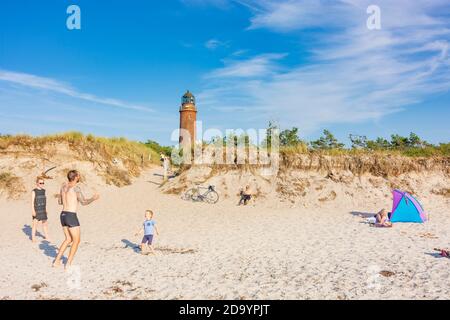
[23,224,67,263]
[148,172,177,186]
[121,239,141,253]
[424,252,449,259]
[147,180,162,186]
[153,173,177,179]
[22,224,44,240]
[350,211,376,219]
[39,241,60,260]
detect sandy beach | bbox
[2,0,450,304]
[1,166,449,300]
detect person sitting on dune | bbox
[375,209,392,228]
[238,185,253,206]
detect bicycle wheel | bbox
[204,190,219,204]
[182,188,197,201]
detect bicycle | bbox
[182,185,219,204]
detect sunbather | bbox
[434,248,450,258]
[375,209,392,227]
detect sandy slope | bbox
[0,167,449,300]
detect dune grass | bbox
[1,132,158,159]
[0,131,159,161]
[279,143,450,158]
[0,132,161,187]
[0,172,25,199]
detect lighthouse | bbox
[179,90,197,151]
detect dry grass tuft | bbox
[431,188,450,198]
[31,282,48,292]
[379,270,395,277]
[0,172,26,199]
[318,191,337,202]
[276,174,310,202]
[155,246,197,255]
[104,166,132,187]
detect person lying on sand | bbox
[374,209,392,228]
[434,248,450,258]
[135,210,159,255]
[53,170,100,269]
[238,185,253,206]
[31,176,50,242]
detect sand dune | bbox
[0,165,449,300]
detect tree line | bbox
[143,122,449,157]
[266,122,449,155]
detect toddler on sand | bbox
[135,210,159,255]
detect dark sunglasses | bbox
[38,182,45,185]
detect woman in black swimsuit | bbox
[31,176,50,242]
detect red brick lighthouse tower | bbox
[179,90,197,150]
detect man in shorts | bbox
[53,170,100,269]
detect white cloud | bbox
[247,0,354,31]
[0,70,154,113]
[197,0,450,134]
[231,49,249,57]
[205,53,287,78]
[243,0,450,31]
[205,39,229,50]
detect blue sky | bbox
[0,0,449,145]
